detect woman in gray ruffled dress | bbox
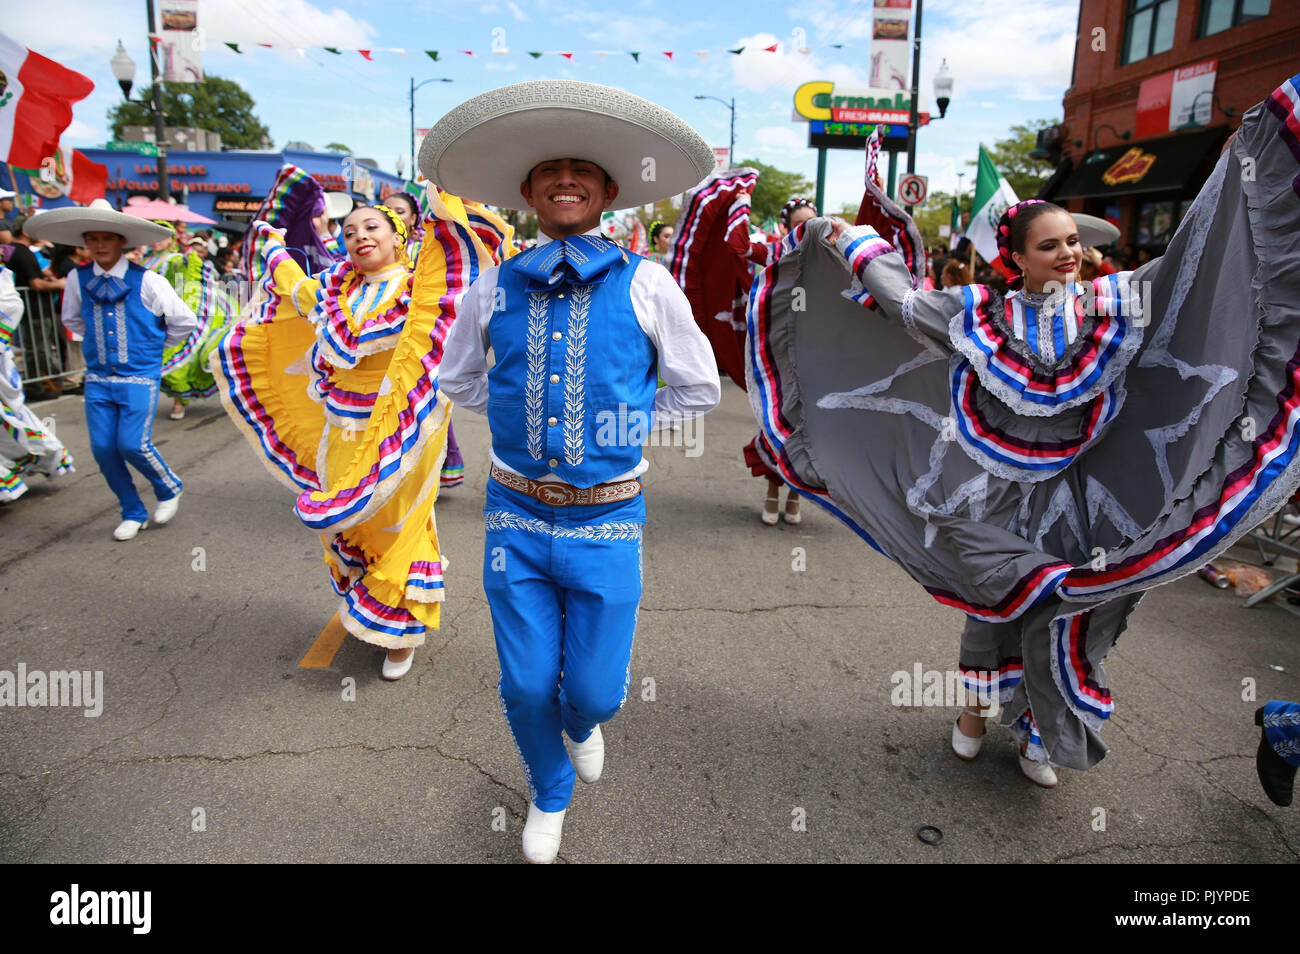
[746,72,1300,788]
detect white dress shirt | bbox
[61,256,198,346]
[440,226,722,481]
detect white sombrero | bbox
[324,191,354,219]
[420,80,714,210]
[1073,212,1121,249]
[24,198,173,247]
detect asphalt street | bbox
[1,381,1297,863]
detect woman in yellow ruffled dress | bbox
[212,195,492,679]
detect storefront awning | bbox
[1047,128,1226,201]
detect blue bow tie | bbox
[83,273,130,304]
[514,235,624,292]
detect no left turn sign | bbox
[899,173,928,206]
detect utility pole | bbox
[904,0,923,213]
[146,0,168,200]
[411,77,453,182]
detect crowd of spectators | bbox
[0,188,245,400]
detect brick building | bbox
[1042,0,1299,256]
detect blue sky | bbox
[13,0,1079,210]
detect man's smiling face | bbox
[520,158,619,238]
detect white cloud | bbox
[5,0,376,69]
[909,150,964,198]
[507,1,530,21]
[796,0,878,44]
[789,0,1079,104]
[730,33,869,92]
[201,0,377,48]
[754,125,805,152]
[921,1,1077,101]
[5,7,129,64]
[62,119,102,143]
[64,119,98,138]
[578,13,709,47]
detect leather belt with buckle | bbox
[490,465,641,507]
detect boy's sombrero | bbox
[23,198,173,247]
[1073,212,1121,249]
[420,80,714,210]
[323,191,354,219]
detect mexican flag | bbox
[0,34,95,170]
[948,195,962,250]
[14,143,107,204]
[967,145,1019,272]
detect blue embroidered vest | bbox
[487,245,657,487]
[78,261,168,378]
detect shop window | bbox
[1124,0,1179,64]
[1199,0,1270,37]
[1137,200,1179,247]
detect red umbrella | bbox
[120,197,217,225]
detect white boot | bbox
[381,648,414,680]
[951,708,987,761]
[113,519,147,541]
[522,803,566,864]
[1018,749,1059,788]
[154,492,182,525]
[564,724,605,783]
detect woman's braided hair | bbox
[368,204,410,264]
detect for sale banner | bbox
[1169,60,1217,129]
[1135,59,1216,138]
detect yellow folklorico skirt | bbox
[212,210,491,647]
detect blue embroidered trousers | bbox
[1263,700,1300,768]
[85,376,183,523]
[482,479,645,812]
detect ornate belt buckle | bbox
[536,483,578,507]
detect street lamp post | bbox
[410,77,453,182]
[905,0,925,190]
[904,13,956,214]
[144,0,168,201]
[110,27,169,202]
[902,1,956,214]
[694,95,736,167]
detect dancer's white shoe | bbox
[154,492,182,525]
[522,803,566,864]
[381,649,414,680]
[564,724,605,783]
[1018,750,1059,788]
[112,519,147,541]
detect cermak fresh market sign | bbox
[793,81,930,126]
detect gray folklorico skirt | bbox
[745,75,1300,770]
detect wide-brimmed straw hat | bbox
[323,191,354,219]
[23,198,173,247]
[420,80,714,210]
[1073,212,1121,249]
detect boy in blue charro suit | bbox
[427,80,721,862]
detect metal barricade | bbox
[13,285,75,398]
